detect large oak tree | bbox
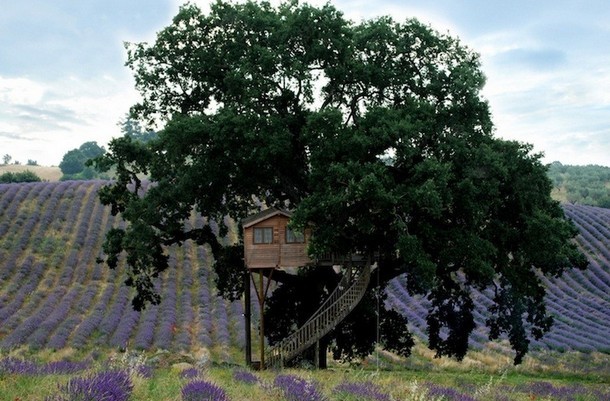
[92,1,587,365]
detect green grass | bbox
[2,345,610,400]
[132,370,184,401]
[0,374,60,400]
[2,367,608,401]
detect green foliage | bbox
[213,244,246,301]
[60,149,87,175]
[329,285,415,363]
[91,0,587,364]
[59,141,106,180]
[0,170,42,183]
[118,114,158,143]
[548,161,610,207]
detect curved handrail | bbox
[304,264,354,325]
[265,260,371,367]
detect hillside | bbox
[548,162,610,207]
[0,165,62,182]
[1,180,610,364]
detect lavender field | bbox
[386,203,610,356]
[5,357,610,401]
[1,180,610,364]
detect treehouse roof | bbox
[242,207,292,228]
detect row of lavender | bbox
[0,181,248,359]
[1,181,610,357]
[385,203,610,354]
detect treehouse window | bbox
[254,227,273,244]
[286,228,305,243]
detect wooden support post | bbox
[258,270,265,370]
[244,268,252,367]
[250,268,274,369]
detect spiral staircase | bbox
[265,260,372,368]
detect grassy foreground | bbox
[2,344,610,400]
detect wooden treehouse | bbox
[242,208,372,369]
[242,208,312,273]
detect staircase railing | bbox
[265,259,372,368]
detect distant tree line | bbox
[548,162,610,208]
[58,116,157,181]
[1,154,41,183]
[0,170,41,183]
[2,154,38,166]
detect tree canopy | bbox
[92,0,587,365]
[60,141,106,180]
[118,114,158,144]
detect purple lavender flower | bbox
[232,369,258,384]
[426,384,477,401]
[0,357,39,375]
[274,374,327,401]
[213,298,232,347]
[72,285,115,349]
[334,381,390,401]
[134,304,159,350]
[523,381,589,400]
[182,380,229,401]
[176,289,194,350]
[42,360,90,375]
[180,367,200,379]
[59,370,133,401]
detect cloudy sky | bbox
[1,0,609,167]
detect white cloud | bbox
[0,74,139,166]
[0,76,45,105]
